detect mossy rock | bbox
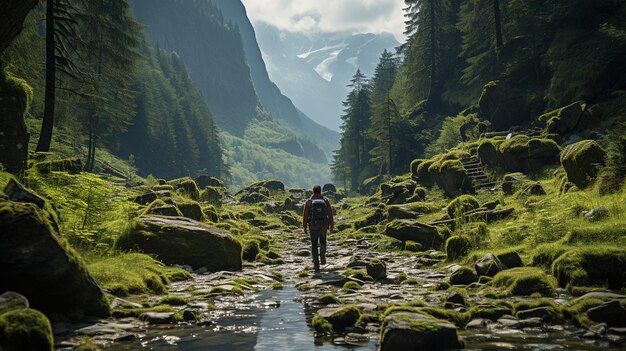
[416,159,437,185]
[167,177,200,200]
[199,186,223,205]
[34,158,83,175]
[194,175,224,189]
[366,259,387,280]
[478,80,529,130]
[446,195,480,218]
[445,236,472,261]
[560,140,606,189]
[202,205,219,223]
[176,200,204,221]
[490,267,556,297]
[0,71,33,173]
[116,216,242,272]
[240,192,269,204]
[410,159,427,178]
[0,201,110,320]
[316,305,361,331]
[359,175,384,195]
[0,308,54,351]
[539,101,585,135]
[434,160,472,197]
[477,139,502,167]
[380,311,463,351]
[384,220,442,248]
[551,247,626,290]
[250,180,285,192]
[319,294,341,305]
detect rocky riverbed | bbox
[54,226,626,350]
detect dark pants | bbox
[309,229,327,265]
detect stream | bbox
[102,285,618,351]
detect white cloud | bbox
[240,0,406,41]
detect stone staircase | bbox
[460,156,497,192]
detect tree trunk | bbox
[36,0,56,152]
[0,0,39,54]
[493,0,504,48]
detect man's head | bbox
[313,185,322,195]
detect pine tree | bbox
[402,0,454,110]
[77,0,142,171]
[369,50,400,175]
[37,0,81,152]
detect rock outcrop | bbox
[384,220,442,248]
[117,215,242,271]
[0,200,110,320]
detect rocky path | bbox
[56,226,625,350]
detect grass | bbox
[86,253,190,296]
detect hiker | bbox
[302,185,334,272]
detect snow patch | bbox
[314,50,340,82]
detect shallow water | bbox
[104,286,621,351]
[107,286,376,350]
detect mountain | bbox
[254,24,400,131]
[130,0,336,187]
[210,0,339,154]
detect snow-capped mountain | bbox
[254,23,400,131]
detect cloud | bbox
[240,0,406,41]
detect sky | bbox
[240,0,407,41]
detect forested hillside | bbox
[1,0,223,179]
[332,0,626,191]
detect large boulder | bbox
[479,81,529,130]
[0,292,54,351]
[0,70,32,174]
[475,253,505,277]
[384,220,442,248]
[0,200,110,320]
[252,180,285,192]
[322,184,337,193]
[539,101,585,135]
[4,178,46,209]
[560,140,606,188]
[116,216,242,271]
[433,160,472,197]
[380,312,463,351]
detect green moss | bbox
[271,282,283,290]
[342,268,372,281]
[411,159,427,177]
[551,246,626,290]
[152,184,174,191]
[445,235,472,261]
[563,297,607,327]
[447,195,480,218]
[175,200,204,221]
[72,337,100,351]
[322,305,362,331]
[319,294,341,305]
[87,253,190,296]
[209,285,244,296]
[157,295,188,306]
[311,314,333,334]
[490,267,556,297]
[141,199,182,217]
[512,299,562,315]
[241,240,260,262]
[531,243,568,268]
[342,281,362,291]
[1,70,34,113]
[405,241,423,252]
[0,309,53,351]
[167,178,200,200]
[418,307,464,326]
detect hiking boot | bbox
[314,265,320,272]
[320,253,326,265]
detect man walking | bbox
[302,185,334,272]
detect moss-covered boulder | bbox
[176,200,204,221]
[322,184,337,193]
[240,192,269,204]
[474,253,505,277]
[410,159,427,178]
[539,101,585,135]
[0,201,110,320]
[387,202,438,220]
[434,160,472,197]
[380,179,418,205]
[194,175,224,189]
[560,140,606,188]
[478,80,529,130]
[450,266,478,285]
[200,186,223,205]
[250,180,285,192]
[551,247,626,290]
[366,259,387,280]
[34,158,83,175]
[0,300,54,351]
[384,220,442,248]
[0,70,32,174]
[359,175,384,195]
[117,216,242,271]
[477,139,502,167]
[446,195,480,218]
[167,177,200,200]
[445,236,472,261]
[380,311,463,351]
[490,267,556,297]
[316,305,361,332]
